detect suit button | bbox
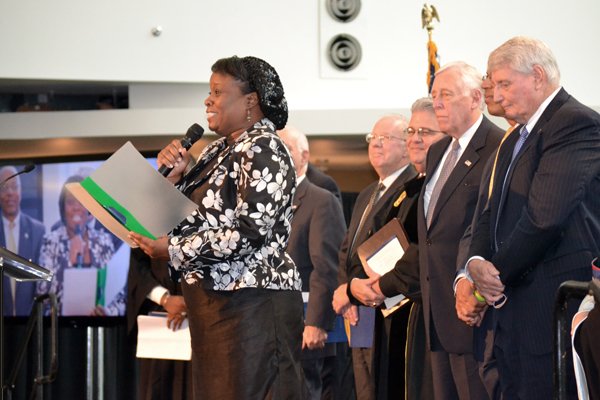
[426,276,429,281]
[426,239,431,245]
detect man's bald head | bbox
[278,125,310,178]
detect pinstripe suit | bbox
[470,88,600,398]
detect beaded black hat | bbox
[242,56,288,130]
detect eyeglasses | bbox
[404,127,444,137]
[482,74,488,82]
[365,133,405,144]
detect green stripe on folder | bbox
[81,177,156,240]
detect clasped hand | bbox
[455,278,487,327]
[350,275,385,308]
[468,259,505,305]
[332,284,359,326]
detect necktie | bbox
[511,127,530,162]
[426,140,461,228]
[7,221,17,316]
[349,182,386,257]
[494,126,530,249]
[7,221,16,253]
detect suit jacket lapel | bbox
[428,116,490,229]
[18,215,30,255]
[0,222,5,250]
[293,177,310,212]
[496,89,570,221]
[424,136,451,188]
[353,164,417,251]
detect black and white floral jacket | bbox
[168,119,301,291]
[36,225,115,315]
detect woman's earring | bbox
[247,109,251,122]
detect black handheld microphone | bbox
[74,224,83,268]
[158,124,205,177]
[0,164,35,190]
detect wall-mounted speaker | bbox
[320,0,367,79]
[326,0,361,22]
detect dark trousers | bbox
[138,358,193,400]
[352,305,411,400]
[430,349,488,400]
[494,323,577,400]
[302,357,325,400]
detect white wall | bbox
[1,0,599,139]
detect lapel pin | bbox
[24,233,29,239]
[464,160,472,167]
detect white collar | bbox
[456,114,483,150]
[381,164,409,188]
[525,87,562,134]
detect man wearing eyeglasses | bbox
[347,97,446,400]
[332,115,415,400]
[420,61,503,400]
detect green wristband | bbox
[474,290,486,303]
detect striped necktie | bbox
[349,182,386,257]
[494,126,530,249]
[427,140,461,228]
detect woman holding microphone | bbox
[129,56,305,400]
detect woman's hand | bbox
[89,305,107,316]
[163,294,188,331]
[69,234,87,266]
[128,233,170,260]
[158,140,191,184]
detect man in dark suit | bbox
[453,72,518,400]
[0,166,46,317]
[279,126,346,400]
[127,248,192,399]
[306,162,342,206]
[420,61,503,400]
[349,97,447,400]
[332,115,416,400]
[467,36,600,399]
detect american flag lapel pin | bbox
[464,160,472,167]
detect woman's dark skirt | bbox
[181,280,307,400]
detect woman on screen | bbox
[129,56,306,399]
[36,175,115,316]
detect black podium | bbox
[0,246,53,400]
